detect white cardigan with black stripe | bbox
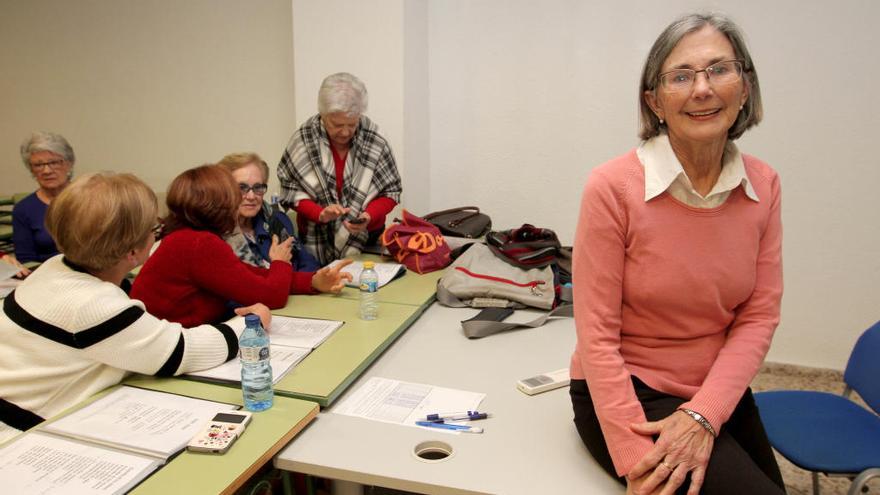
[0,255,245,443]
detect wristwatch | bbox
[677,408,717,437]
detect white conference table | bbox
[274,303,623,495]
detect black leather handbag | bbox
[423,206,492,239]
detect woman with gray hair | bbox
[276,72,402,264]
[569,13,785,494]
[13,131,75,263]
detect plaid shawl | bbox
[277,114,402,264]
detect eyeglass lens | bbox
[660,60,742,91]
[30,159,65,170]
[239,183,268,195]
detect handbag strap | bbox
[436,282,573,338]
[423,206,481,226]
[461,304,573,339]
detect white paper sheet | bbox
[186,344,309,384]
[269,316,344,349]
[0,261,18,281]
[329,260,406,288]
[41,386,236,459]
[0,432,160,495]
[333,377,485,427]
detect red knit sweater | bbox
[569,149,783,476]
[131,228,312,327]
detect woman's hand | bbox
[311,258,354,293]
[343,212,371,234]
[1,254,31,278]
[626,410,715,495]
[626,472,666,495]
[268,235,293,264]
[234,303,272,329]
[319,204,350,223]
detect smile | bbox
[686,109,721,117]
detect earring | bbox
[659,118,664,124]
[739,105,743,111]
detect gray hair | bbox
[20,131,76,170]
[638,12,763,141]
[317,72,368,116]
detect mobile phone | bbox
[186,411,252,454]
[348,217,367,225]
[516,368,570,396]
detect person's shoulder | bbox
[741,153,780,186]
[159,228,226,251]
[587,149,642,192]
[357,115,389,143]
[11,192,40,213]
[16,257,141,330]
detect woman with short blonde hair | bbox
[0,172,268,444]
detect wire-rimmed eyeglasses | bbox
[658,60,744,92]
[238,183,268,196]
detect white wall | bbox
[0,0,295,195]
[424,0,880,369]
[2,0,877,370]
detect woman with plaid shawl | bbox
[277,73,402,265]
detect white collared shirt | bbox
[637,134,759,208]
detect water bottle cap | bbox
[244,314,261,326]
[363,261,375,269]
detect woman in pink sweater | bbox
[570,13,784,495]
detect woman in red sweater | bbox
[131,164,349,327]
[569,13,784,495]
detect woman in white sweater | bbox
[0,172,269,443]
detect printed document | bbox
[187,344,309,384]
[185,315,343,385]
[333,377,484,426]
[329,260,406,288]
[41,385,236,459]
[0,432,159,495]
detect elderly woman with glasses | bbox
[0,172,270,443]
[569,13,785,495]
[131,164,351,328]
[277,72,402,265]
[13,131,75,263]
[218,152,351,292]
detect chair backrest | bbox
[843,320,880,413]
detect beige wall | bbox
[0,0,296,197]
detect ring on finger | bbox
[661,460,675,470]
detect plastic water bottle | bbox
[359,261,379,320]
[239,314,273,411]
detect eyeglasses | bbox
[30,159,66,171]
[151,223,164,239]
[658,60,744,92]
[238,183,268,196]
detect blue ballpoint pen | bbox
[425,411,489,422]
[415,421,484,433]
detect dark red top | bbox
[130,228,314,327]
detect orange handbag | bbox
[381,210,452,274]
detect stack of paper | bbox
[328,260,406,288]
[186,316,344,385]
[0,386,237,494]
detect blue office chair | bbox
[755,320,880,495]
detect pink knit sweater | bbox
[569,148,783,476]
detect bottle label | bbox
[240,346,270,362]
[360,280,378,293]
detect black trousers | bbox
[570,377,786,494]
